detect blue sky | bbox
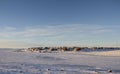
[0,0,120,48]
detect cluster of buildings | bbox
[24,46,120,53]
[25,47,81,53]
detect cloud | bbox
[0,27,54,38]
[0,24,120,48]
[4,27,16,31]
[0,24,115,38]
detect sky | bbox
[0,0,120,48]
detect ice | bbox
[0,49,120,74]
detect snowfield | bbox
[0,49,120,74]
[80,50,120,56]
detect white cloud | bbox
[0,27,55,37]
[0,24,114,38]
[0,24,119,48]
[4,27,16,31]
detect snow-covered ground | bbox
[0,49,120,74]
[80,50,120,56]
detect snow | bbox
[80,50,120,56]
[0,49,120,74]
